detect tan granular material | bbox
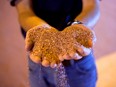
[26,25,95,64]
[26,25,95,87]
[62,24,94,48]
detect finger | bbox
[73,53,82,60]
[92,30,97,44]
[30,53,41,63]
[63,53,71,60]
[75,46,85,56]
[58,54,64,61]
[42,58,50,67]
[69,51,82,60]
[77,46,91,56]
[69,52,75,58]
[74,45,87,56]
[25,32,34,51]
[25,40,34,51]
[50,61,57,68]
[82,46,91,56]
[87,39,93,48]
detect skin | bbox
[15,0,100,68]
[25,24,95,68]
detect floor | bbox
[0,0,116,87]
[96,52,116,87]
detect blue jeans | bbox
[28,52,97,87]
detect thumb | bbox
[25,38,34,51]
[25,30,34,51]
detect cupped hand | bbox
[25,26,64,68]
[59,24,96,61]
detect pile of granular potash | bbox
[32,28,63,64]
[62,24,95,48]
[26,25,95,64]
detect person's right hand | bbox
[25,26,64,68]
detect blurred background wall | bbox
[0,0,116,87]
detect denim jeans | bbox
[28,52,97,87]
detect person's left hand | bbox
[58,24,96,61]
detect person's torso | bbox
[32,0,82,30]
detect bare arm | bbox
[16,0,51,32]
[14,0,99,67]
[75,0,100,28]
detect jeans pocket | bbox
[75,53,96,73]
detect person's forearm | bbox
[75,0,100,28]
[16,0,50,32]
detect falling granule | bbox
[55,63,70,87]
[26,25,95,87]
